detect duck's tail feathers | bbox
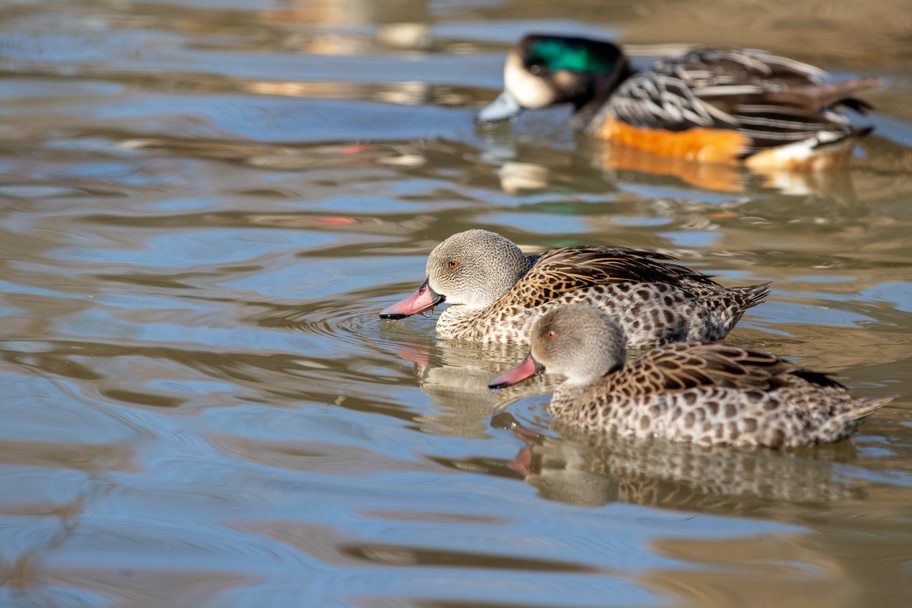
[769,76,883,112]
[820,76,883,110]
[845,395,896,421]
[731,281,772,310]
[835,97,874,115]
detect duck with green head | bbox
[478,34,880,171]
[478,34,632,125]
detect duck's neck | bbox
[435,254,534,341]
[548,364,624,418]
[519,253,537,274]
[571,61,634,128]
[549,382,590,417]
[435,304,484,340]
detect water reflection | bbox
[494,414,865,511]
[1,0,911,605]
[0,447,122,605]
[265,0,431,51]
[480,127,912,199]
[395,338,552,438]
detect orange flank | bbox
[596,117,859,172]
[595,118,748,165]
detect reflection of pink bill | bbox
[396,345,430,379]
[339,144,375,154]
[312,216,357,226]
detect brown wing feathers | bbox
[607,48,879,155]
[761,76,883,112]
[534,246,718,286]
[506,246,719,309]
[502,246,717,308]
[623,343,845,395]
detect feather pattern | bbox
[551,339,893,449]
[436,244,769,346]
[517,306,897,449]
[599,47,876,155]
[503,246,718,310]
[485,36,879,167]
[603,342,846,396]
[394,230,768,348]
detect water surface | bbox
[1,1,911,606]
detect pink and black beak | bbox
[379,280,445,319]
[488,354,545,389]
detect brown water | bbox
[1,1,911,606]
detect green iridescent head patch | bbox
[527,38,616,73]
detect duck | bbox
[477,34,880,171]
[379,229,769,348]
[488,304,894,448]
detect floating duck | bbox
[489,304,893,448]
[380,229,769,348]
[478,34,879,171]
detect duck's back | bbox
[593,48,877,169]
[509,246,719,307]
[451,246,766,347]
[552,342,892,448]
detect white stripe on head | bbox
[504,53,556,109]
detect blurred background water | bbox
[1,1,911,606]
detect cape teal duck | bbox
[478,34,880,171]
[489,304,894,448]
[379,229,769,348]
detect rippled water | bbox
[2,1,911,606]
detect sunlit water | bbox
[1,1,911,606]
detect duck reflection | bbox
[395,339,553,438]
[268,0,431,52]
[491,413,864,513]
[479,116,912,206]
[479,128,874,199]
[589,138,867,196]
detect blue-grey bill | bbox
[476,91,523,123]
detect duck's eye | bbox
[447,259,460,270]
[547,330,556,340]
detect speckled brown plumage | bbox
[400,230,770,348]
[493,304,894,449]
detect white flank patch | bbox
[746,132,853,171]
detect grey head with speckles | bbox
[426,229,532,310]
[531,304,627,385]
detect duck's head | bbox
[477,33,630,123]
[380,229,531,319]
[489,304,627,389]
